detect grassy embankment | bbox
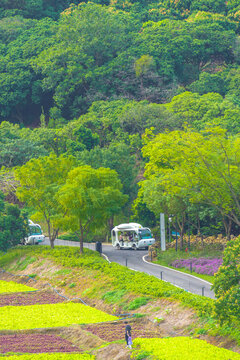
[0,246,239,348]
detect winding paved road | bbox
[43,238,215,299]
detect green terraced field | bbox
[0,302,117,330]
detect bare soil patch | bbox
[0,290,66,307]
[0,334,80,353]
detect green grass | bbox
[127,297,150,310]
[0,302,117,330]
[102,289,126,304]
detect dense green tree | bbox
[142,127,240,234]
[15,154,75,248]
[0,17,57,123]
[57,165,127,253]
[33,3,138,118]
[0,191,27,251]
[78,142,136,199]
[212,238,240,326]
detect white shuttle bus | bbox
[111,223,155,250]
[22,220,45,245]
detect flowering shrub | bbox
[171,258,223,276]
[0,302,117,330]
[132,337,240,359]
[167,234,231,250]
[0,280,36,294]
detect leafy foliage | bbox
[213,237,240,326]
[0,191,27,251]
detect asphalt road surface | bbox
[43,238,215,299]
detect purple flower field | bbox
[170,258,223,276]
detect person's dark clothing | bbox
[125,324,131,345]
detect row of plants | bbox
[0,280,36,294]
[131,337,240,360]
[0,334,80,354]
[0,355,95,360]
[0,302,117,330]
[0,290,65,307]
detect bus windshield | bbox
[29,225,42,236]
[139,228,152,239]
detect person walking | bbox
[125,321,132,348]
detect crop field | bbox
[0,334,80,353]
[0,280,36,293]
[85,322,161,342]
[0,290,65,307]
[0,354,95,360]
[132,337,240,360]
[0,302,117,330]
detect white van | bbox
[111,223,155,250]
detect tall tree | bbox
[141,126,240,234]
[15,154,75,248]
[57,165,127,253]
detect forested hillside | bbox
[1,0,240,239]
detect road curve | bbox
[42,238,215,299]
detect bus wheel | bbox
[132,244,137,250]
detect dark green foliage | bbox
[0,191,27,251]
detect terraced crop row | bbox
[0,280,36,294]
[0,290,65,307]
[132,337,240,360]
[0,334,80,353]
[0,302,117,330]
[85,322,161,342]
[0,354,94,360]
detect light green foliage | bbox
[213,238,240,326]
[78,142,136,199]
[0,354,94,360]
[135,54,155,77]
[57,165,127,252]
[132,337,240,359]
[0,280,36,293]
[141,127,240,231]
[0,302,117,330]
[15,154,75,248]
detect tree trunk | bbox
[223,216,232,241]
[108,216,114,237]
[80,221,84,254]
[47,220,54,249]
